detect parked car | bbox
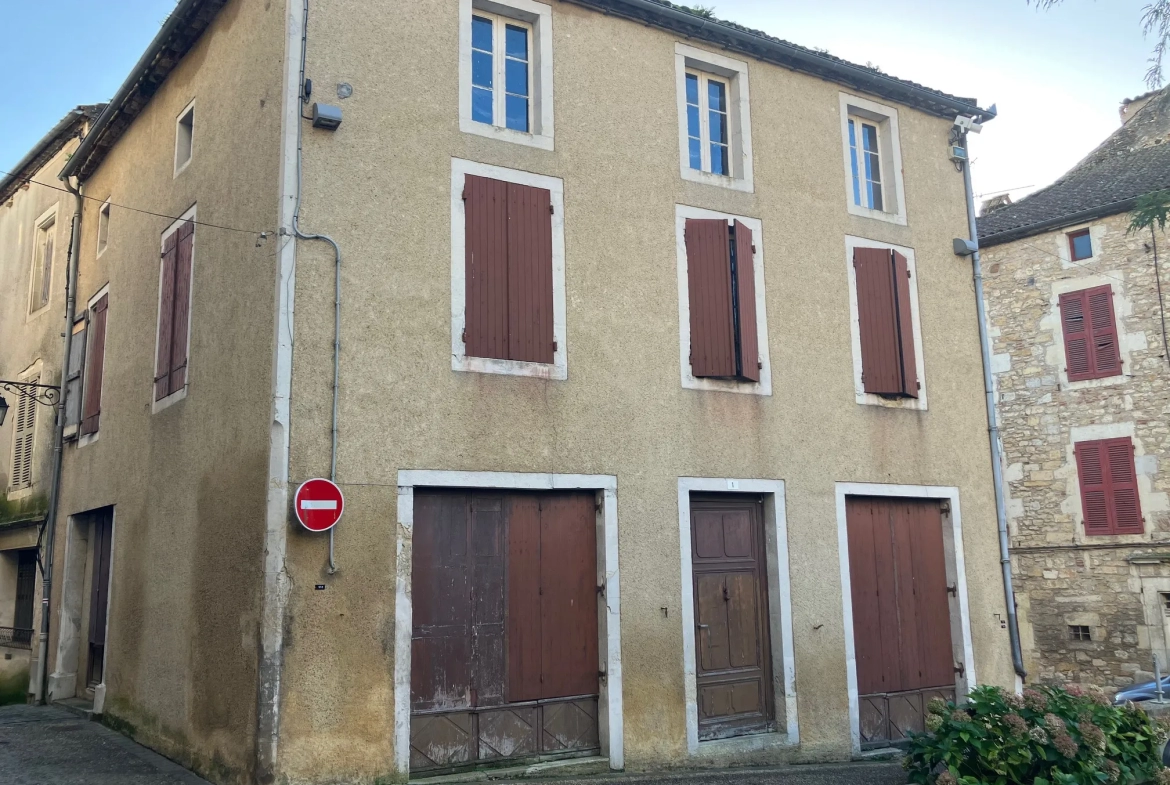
[1114,676,1170,705]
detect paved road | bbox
[0,704,905,784]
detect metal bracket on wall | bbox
[0,380,61,407]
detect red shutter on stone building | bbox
[1061,286,1120,381]
[1076,437,1144,535]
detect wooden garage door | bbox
[846,497,956,748]
[410,491,599,774]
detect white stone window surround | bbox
[1055,222,1106,269]
[152,205,197,414]
[458,0,554,150]
[1062,421,1169,545]
[394,470,624,776]
[844,235,927,410]
[174,98,195,178]
[675,43,754,193]
[1044,273,1142,392]
[838,93,907,226]
[27,204,58,320]
[77,284,111,449]
[675,205,771,395]
[450,158,568,380]
[835,482,976,754]
[677,478,798,756]
[96,199,111,259]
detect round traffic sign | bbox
[294,478,345,532]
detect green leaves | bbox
[1128,189,1170,236]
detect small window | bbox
[1161,592,1170,615]
[675,43,753,192]
[1068,625,1091,641]
[97,200,111,257]
[174,101,194,175]
[840,94,907,224]
[853,247,919,398]
[1068,229,1093,261]
[686,71,731,176]
[9,375,39,491]
[28,214,55,314]
[1075,436,1143,535]
[1059,285,1120,381]
[848,118,884,211]
[80,292,109,438]
[156,216,195,404]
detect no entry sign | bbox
[294,478,344,532]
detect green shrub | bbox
[904,684,1170,785]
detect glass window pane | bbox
[866,150,882,188]
[689,137,702,171]
[472,16,493,52]
[868,180,883,211]
[862,123,879,154]
[711,143,729,176]
[686,73,699,105]
[848,118,857,148]
[472,50,493,88]
[709,110,726,144]
[850,149,862,206]
[687,105,700,138]
[505,57,529,97]
[708,80,726,112]
[505,24,528,60]
[1071,232,1093,260]
[472,87,493,124]
[506,94,529,132]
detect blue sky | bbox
[0,0,1154,203]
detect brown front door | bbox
[410,491,600,774]
[87,511,113,687]
[846,497,956,748]
[691,495,774,741]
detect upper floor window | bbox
[675,43,753,193]
[96,200,111,257]
[28,209,56,314]
[1059,285,1120,381]
[459,0,553,150]
[9,373,39,491]
[839,94,907,225]
[1075,436,1143,535]
[1068,228,1093,261]
[79,290,109,439]
[155,212,195,408]
[175,99,194,176]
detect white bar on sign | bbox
[301,500,338,510]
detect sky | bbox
[0,0,1155,205]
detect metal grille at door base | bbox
[410,695,600,773]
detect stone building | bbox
[979,87,1170,691]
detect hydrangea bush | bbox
[904,684,1170,785]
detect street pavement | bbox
[0,704,906,784]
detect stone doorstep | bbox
[53,696,97,721]
[411,756,611,783]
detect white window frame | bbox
[174,99,195,177]
[96,199,111,258]
[844,235,927,410]
[458,0,554,150]
[450,158,567,380]
[77,284,110,449]
[153,205,197,413]
[675,43,754,193]
[7,363,42,499]
[28,205,58,318]
[675,204,771,396]
[839,94,907,225]
[470,11,534,132]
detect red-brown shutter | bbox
[1060,289,1092,381]
[506,495,543,702]
[464,175,509,361]
[79,294,108,436]
[854,248,902,395]
[1075,438,1145,535]
[507,182,554,364]
[733,221,759,382]
[1087,285,1120,378]
[891,251,918,398]
[169,221,194,393]
[1106,438,1143,533]
[538,493,598,699]
[155,232,178,400]
[686,219,736,378]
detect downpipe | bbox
[959,132,1027,680]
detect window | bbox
[451,159,566,379]
[839,94,906,224]
[1059,285,1120,381]
[155,216,195,404]
[9,375,38,491]
[96,200,111,257]
[459,0,553,150]
[28,212,55,314]
[1161,592,1170,614]
[63,314,88,439]
[79,291,109,438]
[1068,625,1091,642]
[852,246,919,399]
[174,100,194,175]
[675,44,753,192]
[1068,229,1093,261]
[1075,437,1143,536]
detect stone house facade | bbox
[979,87,1170,691]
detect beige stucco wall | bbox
[45,0,285,781]
[274,1,1014,781]
[982,212,1170,690]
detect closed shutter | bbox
[155,231,179,400]
[507,183,555,364]
[80,295,108,436]
[1087,285,1120,377]
[1107,438,1143,533]
[686,219,737,378]
[538,493,598,698]
[506,495,543,702]
[733,221,760,382]
[891,251,918,397]
[854,248,902,395]
[464,175,512,361]
[10,379,37,489]
[1061,286,1120,381]
[169,222,194,393]
[1059,290,1092,380]
[64,316,88,431]
[1076,437,1144,535]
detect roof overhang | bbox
[0,106,103,205]
[979,199,1137,248]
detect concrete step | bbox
[53,697,96,721]
[412,756,611,783]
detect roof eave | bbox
[0,108,95,204]
[979,199,1137,248]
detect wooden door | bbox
[846,497,956,747]
[87,511,113,687]
[691,495,774,741]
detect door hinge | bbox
[461,329,466,343]
[597,584,606,596]
[461,188,467,201]
[598,670,607,681]
[946,584,958,597]
[954,662,966,679]
[752,244,757,254]
[549,204,555,215]
[757,360,763,370]
[552,341,558,352]
[939,500,951,513]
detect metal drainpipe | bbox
[292,0,340,573]
[34,175,83,703]
[960,133,1027,679]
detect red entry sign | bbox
[294,478,344,532]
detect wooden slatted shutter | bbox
[464,175,510,361]
[80,295,108,436]
[733,221,760,382]
[686,219,737,378]
[891,251,918,397]
[1087,285,1120,377]
[1059,290,1092,380]
[854,248,901,395]
[1061,286,1120,381]
[169,222,194,393]
[10,379,37,489]
[64,316,87,432]
[1075,441,1112,534]
[155,232,179,400]
[507,183,554,364]
[1076,437,1144,535]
